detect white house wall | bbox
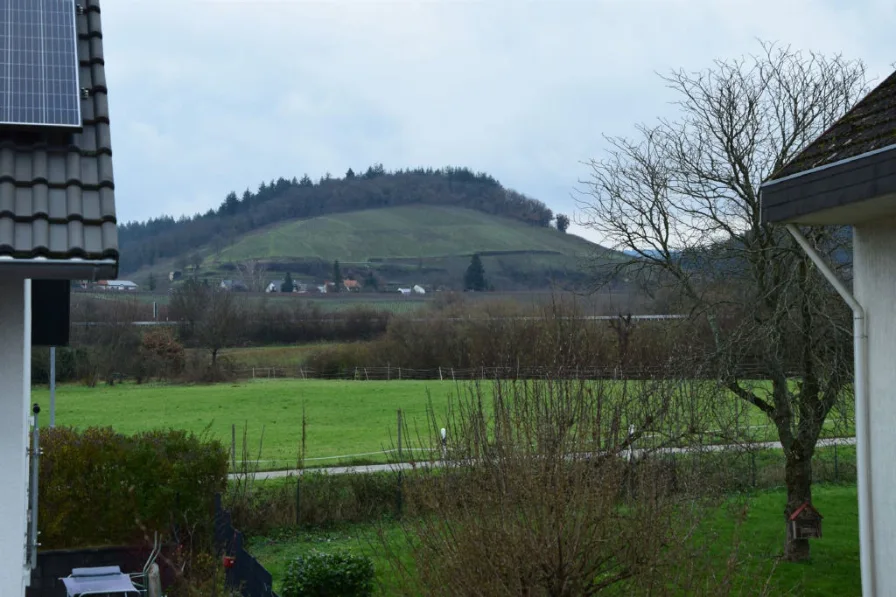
[854,221,896,594]
[0,279,31,594]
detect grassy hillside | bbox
[213,205,599,263]
[125,205,618,291]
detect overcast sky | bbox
[101,0,894,242]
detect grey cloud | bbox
[102,0,893,245]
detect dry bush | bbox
[139,328,186,381]
[378,377,764,596]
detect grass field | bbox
[215,344,337,369]
[43,380,454,468]
[38,379,855,470]
[248,484,860,596]
[214,205,598,263]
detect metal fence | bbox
[234,363,794,382]
[214,494,278,597]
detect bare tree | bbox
[70,296,144,386]
[170,279,244,369]
[579,42,866,560]
[196,286,243,369]
[189,252,203,273]
[235,258,268,293]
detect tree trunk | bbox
[783,447,813,561]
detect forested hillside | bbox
[119,165,556,275]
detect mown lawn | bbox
[248,484,860,596]
[37,379,854,471]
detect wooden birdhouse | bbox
[789,502,823,540]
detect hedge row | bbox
[39,427,228,549]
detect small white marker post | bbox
[440,427,447,461]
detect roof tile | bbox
[0,0,118,272]
[49,223,67,253]
[82,191,101,221]
[47,154,67,185]
[0,148,13,180]
[48,189,66,220]
[32,185,49,216]
[15,187,31,218]
[15,222,31,252]
[0,182,13,215]
[32,220,49,252]
[67,221,84,254]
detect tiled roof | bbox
[770,71,896,181]
[0,0,118,275]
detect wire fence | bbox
[233,363,797,381]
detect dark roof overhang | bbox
[0,257,117,280]
[761,142,896,225]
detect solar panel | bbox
[0,0,82,128]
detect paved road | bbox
[229,436,856,481]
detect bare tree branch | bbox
[578,40,864,561]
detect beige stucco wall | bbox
[854,221,896,592]
[0,279,31,594]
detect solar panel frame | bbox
[0,0,82,128]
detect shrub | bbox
[227,471,399,535]
[39,427,228,549]
[377,378,754,596]
[31,346,91,384]
[282,550,374,597]
[139,328,186,380]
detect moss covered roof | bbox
[771,70,896,180]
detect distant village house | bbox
[266,280,307,293]
[96,280,138,291]
[220,279,248,292]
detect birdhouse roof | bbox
[789,502,823,521]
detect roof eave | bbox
[762,142,896,190]
[0,258,118,281]
[761,142,896,225]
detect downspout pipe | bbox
[786,223,874,596]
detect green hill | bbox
[119,165,620,291]
[215,205,598,263]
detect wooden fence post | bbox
[439,366,443,381]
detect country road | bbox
[228,436,856,481]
